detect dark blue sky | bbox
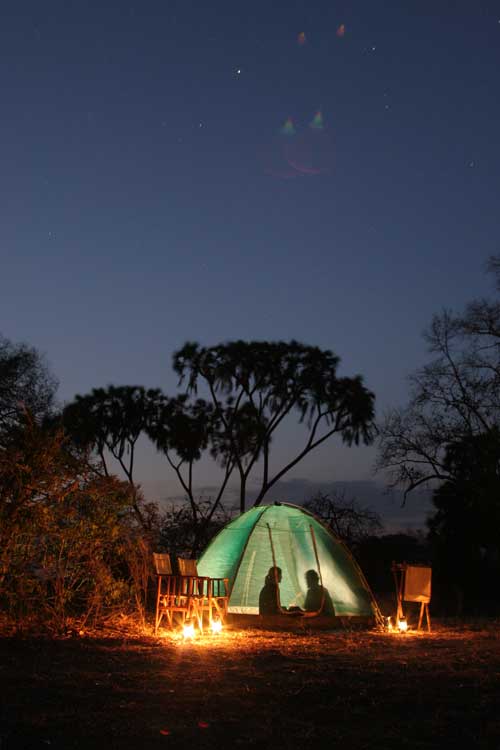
[2,1,499,521]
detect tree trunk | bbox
[240,475,246,514]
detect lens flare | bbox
[309,110,324,130]
[280,117,296,137]
[284,121,335,176]
[263,114,335,178]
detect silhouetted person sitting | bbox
[304,569,335,615]
[259,566,282,615]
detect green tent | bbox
[198,502,380,621]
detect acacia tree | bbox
[146,393,234,529]
[146,395,243,555]
[63,387,229,546]
[0,334,57,447]
[376,255,500,498]
[62,385,160,530]
[173,340,375,512]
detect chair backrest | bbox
[403,565,432,603]
[153,552,173,575]
[177,558,198,576]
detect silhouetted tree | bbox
[377,255,500,498]
[0,334,57,447]
[146,394,231,524]
[146,394,236,549]
[158,498,231,559]
[63,385,160,530]
[174,340,375,512]
[304,489,383,551]
[427,429,500,615]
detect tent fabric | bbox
[198,503,378,618]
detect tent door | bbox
[303,523,326,617]
[266,523,288,614]
[265,522,325,616]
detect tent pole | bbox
[308,524,325,616]
[266,523,287,614]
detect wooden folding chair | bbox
[392,562,432,632]
[177,558,230,631]
[153,552,195,634]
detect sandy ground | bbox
[1,618,499,749]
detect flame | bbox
[211,619,223,634]
[183,622,195,639]
[398,617,408,633]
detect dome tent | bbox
[198,502,381,624]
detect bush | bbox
[0,415,157,633]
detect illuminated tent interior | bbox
[198,502,381,622]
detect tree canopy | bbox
[377,255,500,497]
[427,429,500,614]
[174,340,375,512]
[0,334,57,447]
[62,340,375,526]
[145,394,231,526]
[62,385,161,529]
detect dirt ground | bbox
[1,618,499,749]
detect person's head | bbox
[305,569,319,588]
[267,566,282,583]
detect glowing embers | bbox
[263,111,335,179]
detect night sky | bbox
[2,1,499,524]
